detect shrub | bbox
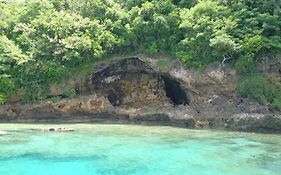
[21,83,50,104]
[0,93,7,105]
[157,60,171,71]
[237,73,281,110]
[272,94,281,110]
[0,77,16,104]
[235,55,256,73]
[63,89,77,98]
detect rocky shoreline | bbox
[1,56,280,133]
[0,102,280,133]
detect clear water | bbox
[0,124,280,175]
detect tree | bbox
[178,0,239,66]
[0,35,28,104]
[129,0,181,54]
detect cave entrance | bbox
[107,88,123,107]
[162,75,189,106]
[89,57,190,107]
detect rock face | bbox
[88,58,189,107]
[227,113,281,132]
[0,56,280,133]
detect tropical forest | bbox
[0,1,281,174]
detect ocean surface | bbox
[0,124,280,175]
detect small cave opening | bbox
[162,75,190,106]
[106,88,123,107]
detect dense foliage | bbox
[238,74,281,110]
[0,0,280,108]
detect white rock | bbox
[0,130,7,135]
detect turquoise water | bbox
[0,124,280,175]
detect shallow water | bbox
[0,124,280,175]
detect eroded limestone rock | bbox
[0,56,280,133]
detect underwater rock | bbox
[41,128,74,132]
[227,113,281,132]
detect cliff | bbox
[0,55,280,133]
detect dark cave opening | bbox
[107,89,123,107]
[162,75,189,106]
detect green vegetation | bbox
[237,74,281,110]
[0,0,280,109]
[157,60,172,72]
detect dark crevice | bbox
[107,88,123,107]
[162,75,189,105]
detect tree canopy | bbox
[0,0,280,108]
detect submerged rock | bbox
[41,128,74,132]
[227,113,281,132]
